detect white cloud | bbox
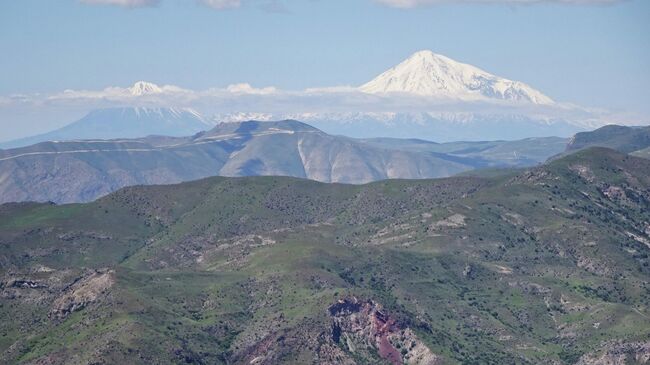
[304,86,358,94]
[375,0,624,7]
[79,0,160,7]
[2,81,646,133]
[225,83,278,95]
[200,0,241,10]
[48,82,191,101]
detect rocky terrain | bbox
[0,147,648,364]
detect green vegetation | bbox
[0,147,648,364]
[565,125,650,154]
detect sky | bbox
[0,0,649,140]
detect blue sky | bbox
[0,0,649,140]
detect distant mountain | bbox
[566,124,650,154]
[316,51,588,140]
[360,135,568,166]
[1,148,648,364]
[0,120,567,204]
[303,112,584,142]
[220,111,587,141]
[360,50,553,104]
[0,107,212,149]
[210,51,590,141]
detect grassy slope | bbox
[0,148,648,364]
[566,125,650,154]
[631,146,650,159]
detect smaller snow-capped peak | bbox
[129,107,212,126]
[129,81,163,96]
[359,50,553,105]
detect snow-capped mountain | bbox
[2,52,602,147]
[0,107,213,149]
[129,81,164,96]
[207,52,599,140]
[359,50,553,105]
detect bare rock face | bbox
[328,297,441,365]
[430,213,466,231]
[233,297,442,365]
[49,269,115,320]
[575,341,650,365]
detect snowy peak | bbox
[129,81,163,96]
[129,107,211,126]
[359,50,553,105]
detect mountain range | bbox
[1,146,648,364]
[1,51,616,147]
[0,120,568,204]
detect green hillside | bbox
[565,125,650,154]
[1,148,648,364]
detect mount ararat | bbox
[0,51,620,146]
[359,50,553,104]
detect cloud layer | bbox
[201,0,241,10]
[2,79,645,143]
[1,81,635,128]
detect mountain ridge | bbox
[566,124,650,153]
[0,119,568,204]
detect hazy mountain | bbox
[305,112,585,142]
[214,111,588,142]
[1,147,648,364]
[360,135,568,166]
[0,107,212,149]
[0,120,567,204]
[359,50,553,104]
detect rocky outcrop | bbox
[49,269,115,320]
[232,297,441,365]
[430,213,466,230]
[328,297,441,365]
[575,341,650,365]
[8,279,46,289]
